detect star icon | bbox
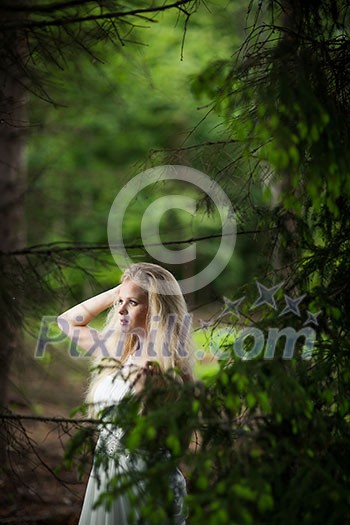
[303,310,321,326]
[250,281,284,310]
[198,319,212,330]
[223,295,245,318]
[279,294,306,317]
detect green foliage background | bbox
[26,1,256,302]
[23,0,350,524]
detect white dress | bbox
[78,359,187,525]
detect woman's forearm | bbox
[57,286,119,328]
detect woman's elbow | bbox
[57,314,70,335]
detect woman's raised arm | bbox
[57,285,120,356]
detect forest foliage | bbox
[2,0,350,524]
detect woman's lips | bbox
[120,318,129,325]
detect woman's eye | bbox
[130,300,137,306]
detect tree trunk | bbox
[0,18,27,467]
[270,0,302,285]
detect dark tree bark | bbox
[0,13,27,468]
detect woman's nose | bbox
[118,302,128,314]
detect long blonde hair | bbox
[86,263,195,411]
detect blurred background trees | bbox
[1,0,244,412]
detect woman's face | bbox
[117,279,149,335]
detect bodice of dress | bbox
[93,357,137,457]
[93,355,139,406]
[93,372,130,408]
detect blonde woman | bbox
[57,262,195,525]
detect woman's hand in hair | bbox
[56,284,121,356]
